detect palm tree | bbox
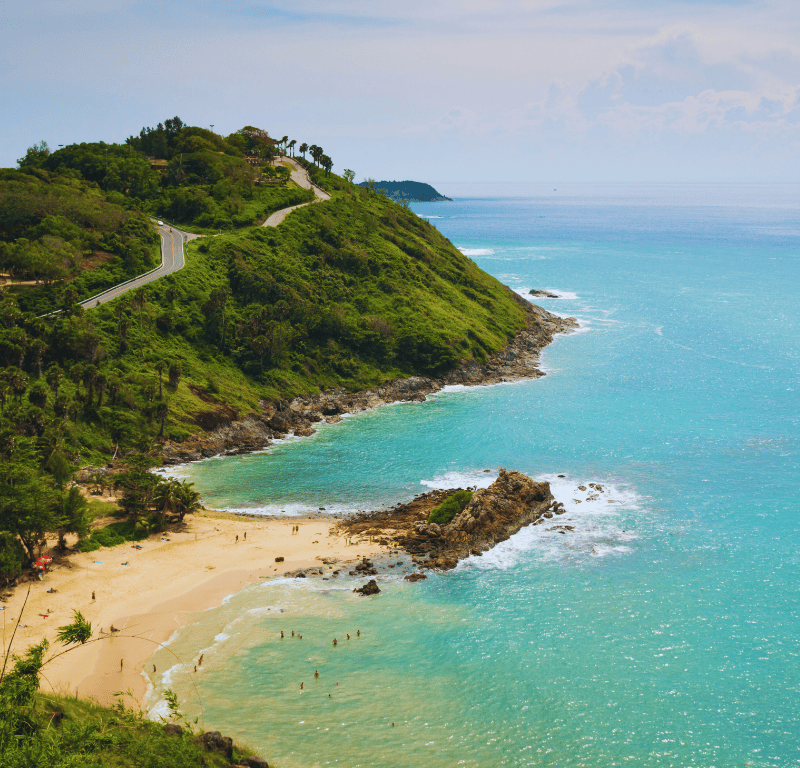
[155,400,169,438]
[176,481,202,521]
[288,139,296,157]
[299,143,308,159]
[8,367,29,401]
[154,360,165,400]
[45,364,63,398]
[153,479,181,517]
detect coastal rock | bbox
[163,723,183,737]
[354,558,378,576]
[404,572,427,582]
[274,556,284,563]
[241,757,269,768]
[197,731,234,760]
[529,288,559,298]
[354,579,381,596]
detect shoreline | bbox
[161,300,577,466]
[4,512,388,709]
[8,301,577,712]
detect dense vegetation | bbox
[428,490,474,525]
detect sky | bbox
[1,0,799,183]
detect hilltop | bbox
[358,179,452,202]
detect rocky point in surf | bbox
[337,469,565,571]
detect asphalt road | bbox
[80,222,198,309]
[262,157,330,227]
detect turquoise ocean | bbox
[149,183,800,767]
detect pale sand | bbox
[1,511,385,709]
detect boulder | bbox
[353,579,381,596]
[163,723,183,737]
[404,572,427,582]
[241,757,269,768]
[197,731,233,760]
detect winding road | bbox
[80,223,200,309]
[79,157,329,310]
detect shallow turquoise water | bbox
[152,184,800,767]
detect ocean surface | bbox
[149,183,800,767]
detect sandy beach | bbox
[1,508,387,709]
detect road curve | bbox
[78,160,327,311]
[80,222,199,309]
[262,157,330,227]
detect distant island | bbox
[358,179,452,202]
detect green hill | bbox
[0,119,529,581]
[358,179,451,202]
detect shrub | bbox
[427,490,473,526]
[75,520,148,552]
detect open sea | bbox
[149,183,800,767]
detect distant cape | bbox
[358,180,452,202]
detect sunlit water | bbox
[149,183,800,767]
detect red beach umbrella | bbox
[40,555,53,564]
[33,561,46,571]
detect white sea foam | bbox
[210,500,362,517]
[420,469,499,490]
[454,473,644,570]
[458,248,495,256]
[512,286,580,301]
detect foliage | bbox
[428,490,474,525]
[73,519,148,552]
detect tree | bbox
[168,361,182,387]
[54,486,90,551]
[321,155,333,176]
[45,363,63,398]
[154,360,165,400]
[155,399,168,438]
[343,169,355,183]
[116,453,160,521]
[17,141,50,167]
[175,480,202,521]
[299,142,308,158]
[0,531,24,585]
[7,368,29,401]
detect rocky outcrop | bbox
[529,288,559,298]
[336,469,561,572]
[161,303,577,465]
[353,579,381,596]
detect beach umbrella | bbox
[33,561,45,571]
[40,555,53,565]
